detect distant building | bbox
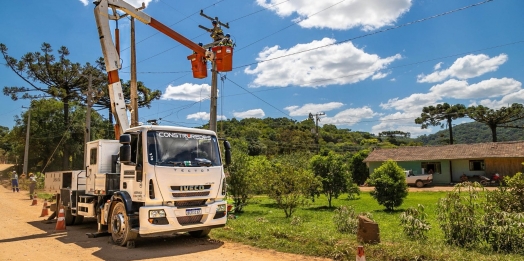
[363,141,524,184]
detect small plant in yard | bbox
[367,159,408,211]
[332,205,373,233]
[437,182,483,247]
[399,204,431,240]
[290,216,302,226]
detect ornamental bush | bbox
[367,160,408,211]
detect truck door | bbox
[120,133,146,202]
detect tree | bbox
[309,152,349,208]
[265,154,320,218]
[350,149,370,185]
[9,99,112,172]
[415,103,466,145]
[467,103,524,142]
[226,141,263,212]
[367,160,408,211]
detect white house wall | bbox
[451,159,486,182]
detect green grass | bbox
[210,192,524,261]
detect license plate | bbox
[186,208,202,216]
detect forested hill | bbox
[414,119,524,145]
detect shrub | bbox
[487,172,524,213]
[399,204,431,240]
[332,205,373,233]
[367,160,408,211]
[346,182,361,200]
[265,154,320,218]
[482,211,524,253]
[436,183,483,247]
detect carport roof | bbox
[363,141,524,162]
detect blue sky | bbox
[1,0,523,137]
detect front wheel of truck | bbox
[189,229,210,238]
[110,201,137,246]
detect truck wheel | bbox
[415,180,424,188]
[65,208,76,226]
[74,215,84,225]
[189,229,210,238]
[110,201,137,246]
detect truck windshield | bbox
[147,131,221,167]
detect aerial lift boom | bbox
[93,0,207,136]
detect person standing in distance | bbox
[11,171,19,192]
[28,173,37,199]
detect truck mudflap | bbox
[136,202,228,236]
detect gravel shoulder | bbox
[0,183,329,261]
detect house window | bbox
[90,148,97,165]
[469,160,485,171]
[421,162,441,174]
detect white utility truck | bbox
[45,0,231,248]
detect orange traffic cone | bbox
[356,246,366,261]
[31,194,38,206]
[40,200,49,217]
[55,207,66,231]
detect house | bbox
[363,141,524,185]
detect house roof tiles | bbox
[363,141,524,162]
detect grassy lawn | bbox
[210,191,524,261]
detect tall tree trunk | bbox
[62,100,70,170]
[490,125,497,142]
[447,117,454,145]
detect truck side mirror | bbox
[120,145,131,163]
[224,140,231,165]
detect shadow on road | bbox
[23,218,224,260]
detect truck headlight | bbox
[149,209,166,218]
[216,204,226,212]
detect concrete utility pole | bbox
[22,105,31,176]
[130,17,139,128]
[84,74,93,168]
[198,11,230,133]
[309,112,325,154]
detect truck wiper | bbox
[195,158,212,167]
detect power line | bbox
[233,0,495,69]
[220,39,524,98]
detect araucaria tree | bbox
[467,103,524,142]
[1,42,90,169]
[310,152,349,208]
[367,160,408,211]
[415,103,466,144]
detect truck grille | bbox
[177,215,203,225]
[172,192,210,197]
[174,200,206,207]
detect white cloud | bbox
[187,112,226,121]
[233,109,265,119]
[434,62,443,70]
[284,102,344,116]
[245,38,401,88]
[322,106,376,126]
[430,78,521,99]
[478,89,524,109]
[380,92,442,113]
[79,0,88,6]
[256,0,412,31]
[417,54,508,83]
[371,111,432,136]
[372,71,390,80]
[161,83,211,102]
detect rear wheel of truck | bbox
[110,201,137,246]
[189,229,210,238]
[415,180,424,188]
[65,209,76,226]
[73,215,84,225]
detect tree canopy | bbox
[415,103,467,144]
[467,103,524,142]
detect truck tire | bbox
[110,201,137,246]
[415,180,424,188]
[65,208,76,226]
[74,215,84,225]
[189,229,211,238]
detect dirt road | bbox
[0,185,329,261]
